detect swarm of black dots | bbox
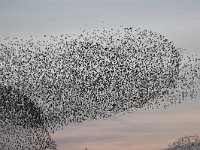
[1,27,200,149]
[165,135,200,150]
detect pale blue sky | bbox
[0,0,200,51]
[0,0,200,50]
[0,0,200,52]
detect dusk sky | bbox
[1,0,200,150]
[52,99,200,150]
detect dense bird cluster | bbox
[0,85,57,150]
[0,27,200,149]
[0,121,57,150]
[165,135,200,150]
[0,84,46,128]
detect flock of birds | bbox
[165,135,200,150]
[0,27,200,149]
